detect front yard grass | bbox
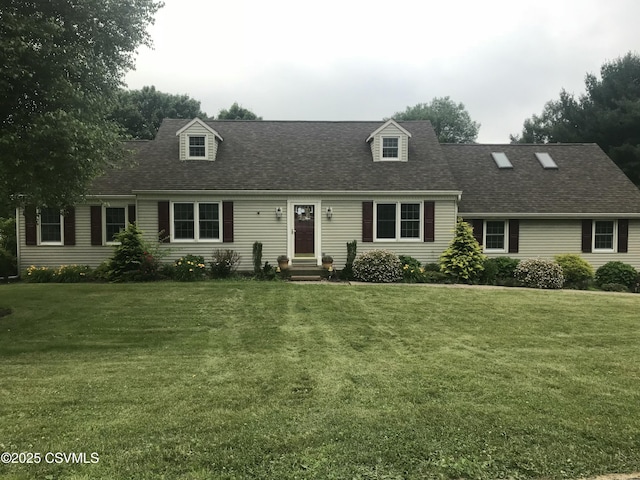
[0,282,639,479]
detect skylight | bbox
[535,152,558,169]
[491,152,513,169]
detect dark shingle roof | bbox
[443,143,640,214]
[91,120,640,216]
[91,119,458,194]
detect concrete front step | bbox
[290,275,323,282]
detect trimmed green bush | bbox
[595,261,637,290]
[439,220,485,283]
[554,254,594,289]
[600,283,630,292]
[353,249,402,283]
[514,258,564,289]
[481,257,521,285]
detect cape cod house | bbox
[15,118,640,272]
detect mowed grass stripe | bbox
[0,282,639,479]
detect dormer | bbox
[176,118,223,161]
[366,119,412,162]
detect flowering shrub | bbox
[174,255,207,281]
[352,249,402,283]
[514,258,564,289]
[24,265,56,283]
[54,264,92,283]
[554,254,594,289]
[210,249,240,278]
[439,220,485,283]
[24,264,92,283]
[595,261,637,290]
[399,255,427,283]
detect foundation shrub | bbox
[439,220,485,284]
[174,255,207,281]
[595,261,637,290]
[514,258,564,289]
[481,257,520,285]
[210,249,240,278]
[353,249,402,283]
[554,254,594,289]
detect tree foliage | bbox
[511,52,640,186]
[390,96,480,143]
[0,0,163,211]
[217,102,262,120]
[111,86,207,140]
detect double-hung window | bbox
[594,220,615,251]
[188,136,206,158]
[39,207,63,244]
[381,137,399,159]
[172,202,220,241]
[105,207,127,243]
[484,221,506,251]
[375,203,421,241]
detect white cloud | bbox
[126,0,640,142]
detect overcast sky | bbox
[125,0,640,143]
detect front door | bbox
[294,204,315,255]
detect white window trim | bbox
[37,208,64,246]
[377,136,402,161]
[104,205,129,246]
[483,220,508,253]
[186,134,208,160]
[593,220,617,253]
[373,202,422,242]
[170,201,221,243]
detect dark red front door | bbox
[294,205,314,255]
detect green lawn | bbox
[0,282,639,479]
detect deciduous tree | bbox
[217,102,262,120]
[0,0,163,211]
[390,97,480,143]
[111,86,207,140]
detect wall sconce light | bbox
[275,207,283,219]
[326,207,333,219]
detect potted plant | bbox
[277,255,290,270]
[322,255,333,269]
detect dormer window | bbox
[382,137,399,159]
[367,120,412,162]
[176,118,223,161]
[188,136,206,158]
